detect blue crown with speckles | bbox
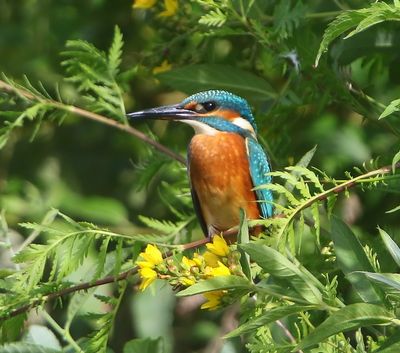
[181,90,257,133]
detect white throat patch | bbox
[181,120,218,135]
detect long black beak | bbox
[127,104,196,121]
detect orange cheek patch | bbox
[203,109,239,120]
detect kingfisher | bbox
[128,90,273,239]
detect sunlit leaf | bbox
[378,227,400,268]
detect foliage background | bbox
[0,0,400,352]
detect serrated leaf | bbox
[315,10,366,66]
[176,276,251,297]
[331,217,384,303]
[157,64,276,103]
[345,3,400,39]
[273,1,306,41]
[108,25,123,76]
[378,227,400,268]
[258,183,300,206]
[316,3,400,66]
[138,215,180,233]
[225,304,314,338]
[199,8,226,27]
[296,303,395,350]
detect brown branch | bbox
[0,237,211,322]
[0,79,186,165]
[2,78,399,324]
[2,162,399,321]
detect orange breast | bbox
[188,132,260,234]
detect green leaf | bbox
[295,145,317,169]
[392,150,400,173]
[108,25,123,76]
[240,243,323,304]
[224,304,314,338]
[296,303,395,351]
[123,337,164,353]
[237,209,251,280]
[331,216,384,303]
[0,343,61,353]
[378,227,400,268]
[199,8,227,27]
[344,3,400,39]
[315,10,366,66]
[157,64,276,103]
[176,276,251,297]
[359,272,400,293]
[386,204,400,214]
[379,98,400,120]
[315,3,400,66]
[374,329,400,353]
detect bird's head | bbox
[128,90,257,138]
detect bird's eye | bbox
[194,101,217,113]
[203,101,217,112]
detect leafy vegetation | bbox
[1,0,400,352]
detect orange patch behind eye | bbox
[183,103,240,121]
[204,109,239,120]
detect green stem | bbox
[42,311,84,353]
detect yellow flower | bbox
[159,0,178,17]
[182,255,197,269]
[192,253,204,267]
[206,235,230,257]
[132,0,156,9]
[201,291,225,310]
[152,59,172,75]
[179,277,196,286]
[203,251,219,267]
[210,261,231,277]
[138,244,163,268]
[138,267,158,291]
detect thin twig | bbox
[0,79,186,165]
[0,237,211,321]
[2,162,399,321]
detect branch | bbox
[0,237,211,322]
[2,162,399,321]
[0,79,186,165]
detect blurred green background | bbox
[1,0,400,352]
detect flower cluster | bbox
[132,0,178,17]
[136,235,244,310]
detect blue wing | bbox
[246,137,273,218]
